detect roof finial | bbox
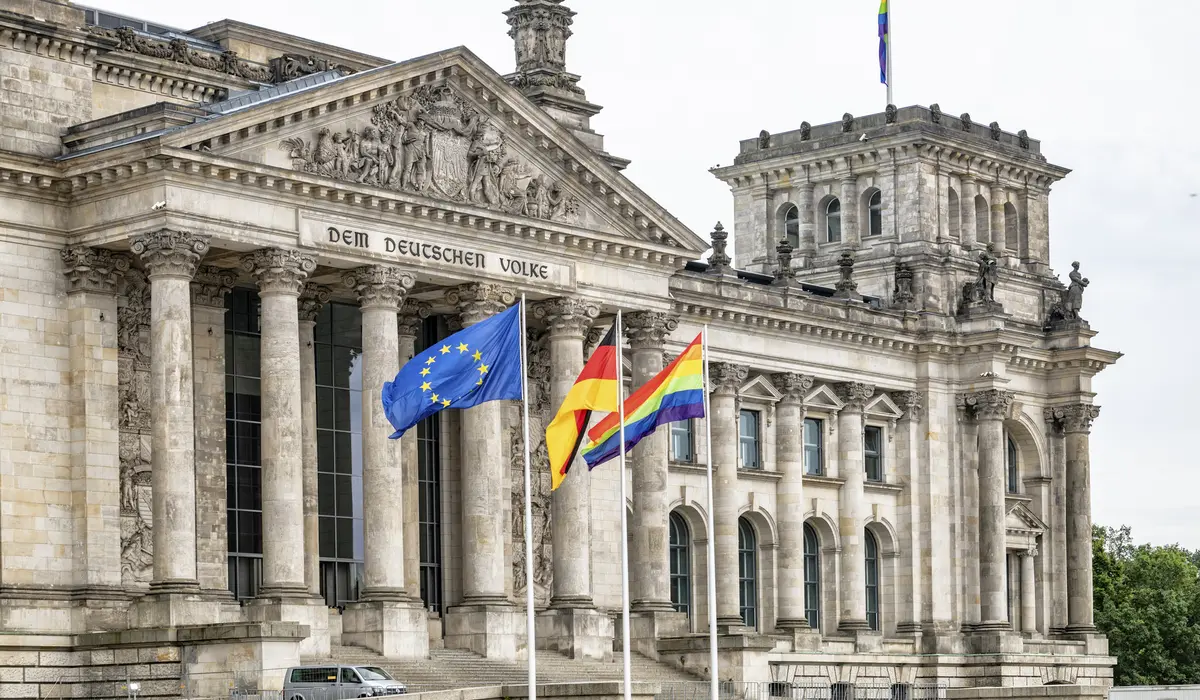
[504,0,582,96]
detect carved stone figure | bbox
[1047,261,1090,326]
[504,0,583,94]
[799,121,812,141]
[885,104,898,124]
[892,262,916,309]
[512,329,553,605]
[960,113,973,131]
[1018,129,1030,149]
[930,103,942,124]
[118,271,154,584]
[758,130,771,149]
[269,53,355,83]
[842,113,854,133]
[989,121,1002,141]
[959,244,1003,315]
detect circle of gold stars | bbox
[418,341,491,408]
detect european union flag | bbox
[382,303,523,438]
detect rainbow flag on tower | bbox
[878,0,889,86]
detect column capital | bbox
[959,389,1014,421]
[298,284,332,322]
[241,248,315,296]
[622,310,678,350]
[891,390,925,422]
[131,230,209,280]
[1020,545,1039,559]
[61,245,130,294]
[770,372,814,404]
[960,174,977,186]
[585,324,609,355]
[446,283,515,326]
[533,297,599,339]
[708,362,748,396]
[1045,404,1100,434]
[398,300,432,338]
[343,265,415,311]
[796,181,816,194]
[191,265,238,309]
[834,381,875,411]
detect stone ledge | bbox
[404,682,662,700]
[947,686,1108,700]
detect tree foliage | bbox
[1093,524,1200,685]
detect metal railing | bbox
[656,681,948,700]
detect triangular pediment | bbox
[865,394,904,420]
[161,48,707,252]
[804,384,844,412]
[1005,502,1047,533]
[740,375,782,403]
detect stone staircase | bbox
[309,644,704,693]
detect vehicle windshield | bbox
[356,667,394,681]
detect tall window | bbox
[803,523,820,629]
[783,204,800,249]
[865,529,880,631]
[739,410,761,469]
[738,518,758,628]
[803,417,823,475]
[669,511,691,616]
[226,289,263,600]
[975,195,989,243]
[316,302,365,608]
[1006,434,1019,494]
[418,316,445,612]
[671,419,695,463]
[825,198,842,243]
[864,426,883,482]
[867,190,883,237]
[948,187,961,239]
[1004,202,1019,250]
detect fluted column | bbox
[346,266,416,600]
[191,265,237,595]
[398,301,431,601]
[840,175,860,247]
[834,382,874,632]
[891,390,925,633]
[1058,404,1100,633]
[709,362,748,627]
[242,248,315,596]
[796,183,816,263]
[1042,409,1068,633]
[131,231,209,591]
[623,311,677,613]
[1020,547,1038,635]
[990,184,1006,250]
[448,283,516,604]
[960,176,978,248]
[298,284,331,596]
[962,389,1013,629]
[772,373,815,630]
[533,298,601,607]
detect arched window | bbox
[1007,435,1019,494]
[782,204,800,249]
[825,198,842,243]
[1004,202,1019,250]
[948,187,961,239]
[867,190,883,237]
[865,528,880,631]
[974,194,989,243]
[669,512,691,616]
[738,517,758,628]
[803,523,820,629]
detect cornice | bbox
[186,20,389,71]
[0,18,99,67]
[92,51,241,104]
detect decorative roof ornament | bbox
[833,250,860,300]
[773,239,796,285]
[958,243,1004,316]
[891,262,916,310]
[989,121,1002,141]
[758,130,771,150]
[799,122,812,141]
[930,103,942,124]
[1018,130,1030,149]
[1046,261,1090,330]
[841,113,855,133]
[885,104,898,124]
[960,113,973,131]
[707,222,732,274]
[503,0,584,95]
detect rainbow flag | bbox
[582,333,706,469]
[878,0,889,85]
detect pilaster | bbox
[960,176,978,249]
[891,390,924,635]
[833,382,874,634]
[960,389,1014,631]
[771,373,816,640]
[298,283,331,598]
[1047,403,1101,634]
[710,362,748,631]
[1042,408,1068,633]
[398,300,431,602]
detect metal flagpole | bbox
[615,310,632,700]
[886,0,894,106]
[519,294,537,700]
[701,325,718,700]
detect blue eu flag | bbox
[382,303,524,439]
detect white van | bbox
[282,665,407,700]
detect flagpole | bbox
[886,0,894,106]
[615,310,632,700]
[519,294,537,700]
[701,324,718,700]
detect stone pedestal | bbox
[134,591,223,629]
[444,604,526,661]
[179,621,308,696]
[244,596,330,659]
[342,600,430,660]
[536,606,613,661]
[627,609,688,660]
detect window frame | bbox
[670,419,695,464]
[803,523,821,629]
[738,517,758,629]
[668,511,692,617]
[866,189,883,237]
[865,528,880,631]
[782,203,801,249]
[803,416,824,476]
[864,425,884,483]
[738,409,762,470]
[1006,434,1020,494]
[825,198,842,243]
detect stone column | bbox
[62,246,128,596]
[1060,404,1100,633]
[533,298,613,661]
[1042,409,1068,633]
[963,389,1013,630]
[990,184,1006,250]
[960,176,978,248]
[834,382,874,633]
[1020,547,1038,635]
[130,230,209,592]
[772,373,815,635]
[398,301,431,602]
[298,284,332,596]
[444,283,521,660]
[891,390,925,634]
[840,175,860,247]
[796,182,816,264]
[709,362,748,629]
[191,265,237,596]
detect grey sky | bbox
[91,0,1200,548]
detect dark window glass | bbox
[225,289,263,600]
[865,426,883,482]
[867,190,883,237]
[416,316,444,613]
[739,410,761,469]
[1007,435,1019,494]
[826,198,842,243]
[670,419,694,463]
[865,529,880,631]
[341,668,361,684]
[804,418,823,475]
[803,523,820,629]
[783,204,800,249]
[891,684,911,700]
[738,517,758,628]
[669,512,691,616]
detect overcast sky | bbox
[90,0,1199,548]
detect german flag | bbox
[546,325,618,490]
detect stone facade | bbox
[0,0,1119,697]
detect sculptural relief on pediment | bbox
[279,85,581,224]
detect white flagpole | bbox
[615,311,632,700]
[701,325,718,700]
[885,0,894,106]
[519,294,537,700]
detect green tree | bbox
[1093,525,1200,685]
